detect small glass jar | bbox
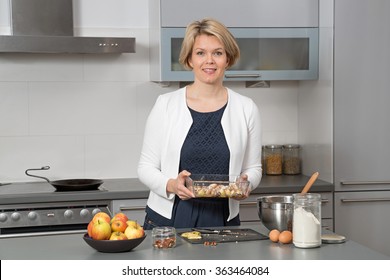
[152,227,176,249]
[282,144,301,175]
[292,193,322,248]
[264,145,283,175]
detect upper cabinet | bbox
[149,0,319,82]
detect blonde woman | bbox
[138,18,262,229]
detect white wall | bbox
[0,0,320,183]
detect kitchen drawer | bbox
[110,199,147,224]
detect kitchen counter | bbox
[0,225,387,260]
[0,175,333,205]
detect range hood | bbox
[0,0,135,54]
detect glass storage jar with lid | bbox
[282,144,301,175]
[293,193,322,248]
[264,145,283,175]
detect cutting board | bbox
[177,228,268,244]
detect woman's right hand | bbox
[166,170,195,200]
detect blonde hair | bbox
[179,18,240,70]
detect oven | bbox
[0,200,111,238]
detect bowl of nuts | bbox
[186,174,250,199]
[152,227,177,249]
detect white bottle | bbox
[292,193,321,248]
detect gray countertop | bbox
[0,224,388,260]
[0,175,333,205]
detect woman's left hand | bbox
[232,174,251,201]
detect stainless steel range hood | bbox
[0,0,135,53]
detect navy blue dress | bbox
[143,103,240,229]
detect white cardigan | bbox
[137,87,262,221]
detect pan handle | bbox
[25,166,51,183]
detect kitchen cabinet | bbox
[149,0,319,82]
[111,199,147,224]
[334,0,390,256]
[157,0,318,28]
[334,191,390,256]
[240,192,333,231]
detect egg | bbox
[278,230,293,244]
[268,229,280,242]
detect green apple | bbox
[91,220,111,240]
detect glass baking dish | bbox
[185,174,250,199]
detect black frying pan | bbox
[25,166,103,192]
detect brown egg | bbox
[268,229,280,242]
[279,230,293,244]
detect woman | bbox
[138,18,262,229]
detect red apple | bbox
[91,220,111,240]
[92,212,111,224]
[111,219,128,233]
[111,212,128,223]
[124,223,144,239]
[109,231,128,240]
[87,221,94,237]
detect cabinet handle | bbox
[119,206,146,211]
[225,74,261,79]
[321,199,329,204]
[341,198,390,203]
[341,181,390,185]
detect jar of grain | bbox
[282,144,301,175]
[264,145,283,175]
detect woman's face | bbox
[189,34,229,85]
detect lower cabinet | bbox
[335,191,390,257]
[111,199,147,225]
[240,192,333,231]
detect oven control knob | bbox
[28,211,38,220]
[92,208,102,216]
[0,213,8,223]
[11,212,21,221]
[80,209,90,218]
[64,210,73,219]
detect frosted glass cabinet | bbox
[158,27,318,82]
[149,0,319,82]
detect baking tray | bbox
[177,228,268,244]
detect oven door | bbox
[0,201,111,238]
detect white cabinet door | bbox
[335,191,390,256]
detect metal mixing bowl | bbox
[257,195,293,232]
